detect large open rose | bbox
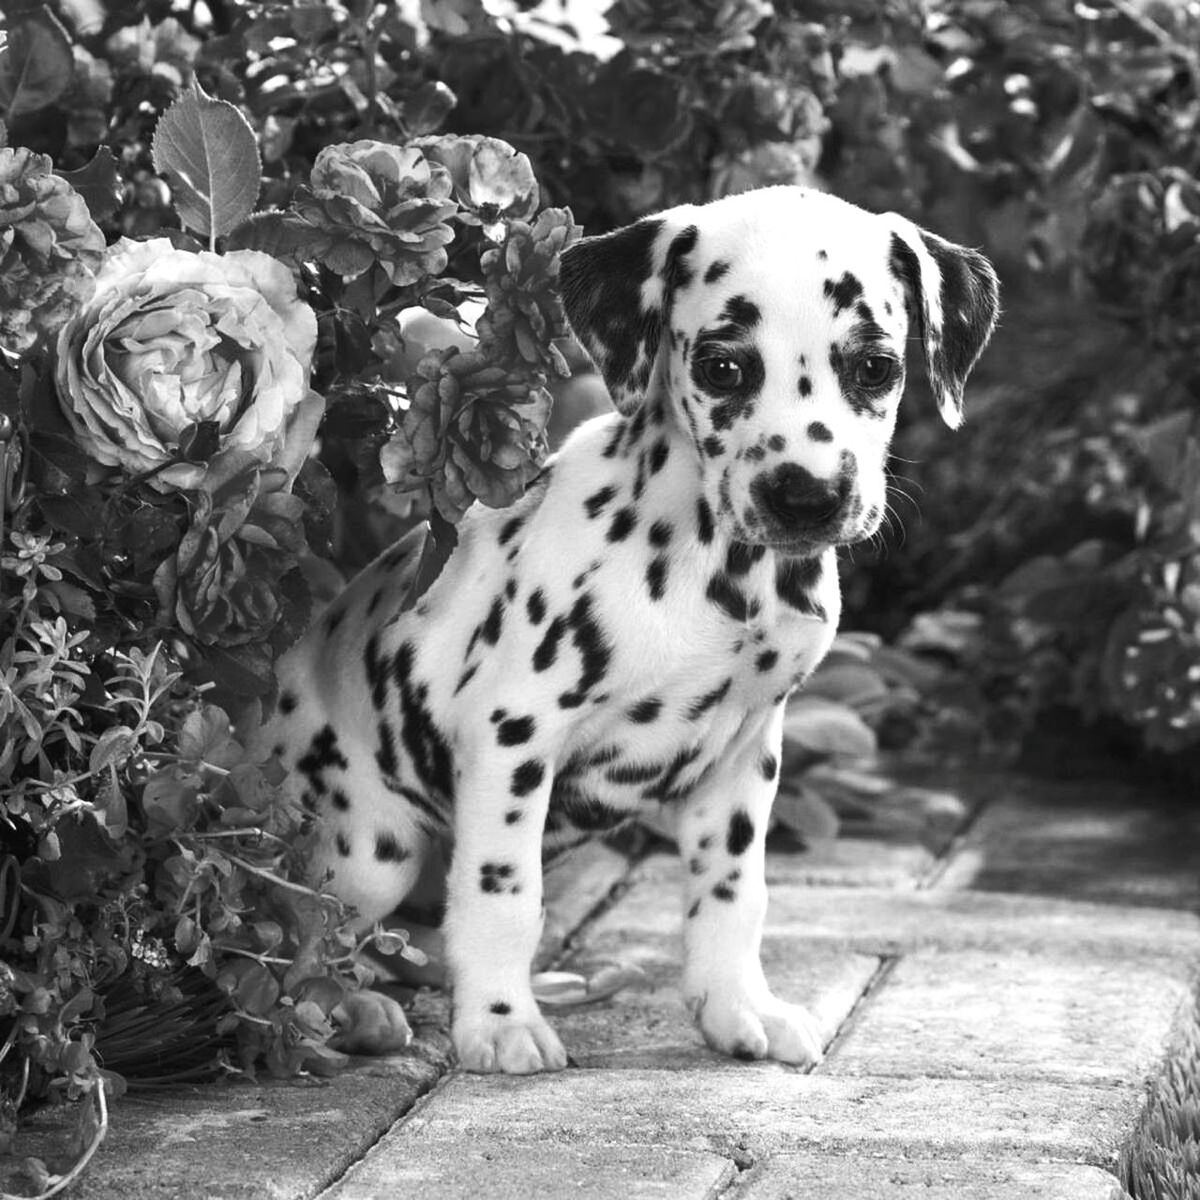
[54,238,321,492]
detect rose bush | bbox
[0,147,106,355]
[53,238,322,491]
[293,141,458,285]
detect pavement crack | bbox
[818,952,899,1064]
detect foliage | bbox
[1121,1021,1200,1200]
[0,1,581,1186]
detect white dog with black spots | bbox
[255,185,1000,1074]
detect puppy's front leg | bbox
[443,741,567,1074]
[678,704,823,1066]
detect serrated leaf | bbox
[152,80,261,242]
[0,7,73,117]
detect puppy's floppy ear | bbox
[886,216,1000,429]
[559,208,700,413]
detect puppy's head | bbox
[560,186,999,555]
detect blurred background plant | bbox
[1,0,1198,1190]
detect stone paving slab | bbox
[551,934,880,1069]
[933,777,1200,908]
[322,1139,734,1200]
[398,1068,1144,1165]
[596,854,1200,961]
[5,1041,450,1200]
[730,1154,1129,1200]
[824,946,1197,1084]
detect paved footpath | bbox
[7,770,1200,1198]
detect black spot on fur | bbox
[648,519,673,548]
[696,497,715,544]
[720,295,761,331]
[279,692,297,715]
[584,485,617,519]
[644,744,703,803]
[490,1002,512,1016]
[497,715,536,746]
[756,649,779,673]
[527,588,546,624]
[558,593,612,707]
[376,720,398,777]
[744,443,767,462]
[798,375,813,398]
[364,634,389,710]
[726,542,766,576]
[760,752,779,781]
[505,578,517,601]
[480,861,516,894]
[646,556,668,601]
[533,614,568,671]
[824,271,864,316]
[703,434,725,457]
[807,421,833,443]
[704,259,730,284]
[768,434,786,451]
[629,697,662,723]
[498,515,525,546]
[297,725,349,798]
[602,420,626,458]
[712,881,736,902]
[687,899,701,919]
[706,574,759,623]
[331,788,350,812]
[393,641,456,801]
[336,832,351,857]
[505,809,522,824]
[663,225,699,294]
[688,678,732,719]
[481,597,504,646]
[607,506,637,542]
[511,758,546,797]
[375,832,409,863]
[649,439,669,474]
[605,760,664,786]
[454,663,478,695]
[776,557,826,617]
[727,809,754,856]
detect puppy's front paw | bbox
[690,988,823,1066]
[332,989,413,1054]
[453,1006,568,1074]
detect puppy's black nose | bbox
[756,464,847,528]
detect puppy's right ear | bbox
[559,210,699,413]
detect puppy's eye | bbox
[697,356,743,392]
[854,355,898,389]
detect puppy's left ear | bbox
[886,217,1000,429]
[559,208,700,413]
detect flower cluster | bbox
[293,141,458,286]
[0,148,106,355]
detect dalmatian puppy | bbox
[258,185,999,1074]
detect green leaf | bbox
[0,7,74,117]
[400,509,459,612]
[54,147,123,222]
[783,697,877,761]
[152,79,262,243]
[773,782,840,842]
[225,210,324,259]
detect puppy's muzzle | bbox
[753,463,852,536]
